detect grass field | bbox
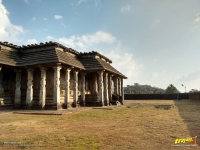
[0,99,199,150]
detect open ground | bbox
[0,99,199,150]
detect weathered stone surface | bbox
[108,73,113,104]
[26,68,34,107]
[93,74,98,94]
[121,78,124,101]
[98,70,104,106]
[0,67,4,94]
[64,68,71,108]
[104,72,109,106]
[14,69,21,106]
[81,72,86,106]
[39,67,47,109]
[53,65,62,109]
[114,76,118,95]
[118,77,121,96]
[73,70,79,107]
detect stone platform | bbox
[0,105,125,115]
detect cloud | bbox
[105,50,143,85]
[24,39,38,45]
[77,0,86,5]
[24,0,29,4]
[167,71,200,92]
[194,13,200,22]
[31,17,36,21]
[54,15,63,20]
[43,17,48,21]
[153,59,157,64]
[162,69,166,74]
[152,72,159,78]
[151,69,166,80]
[153,19,160,25]
[47,31,115,49]
[121,5,131,12]
[94,0,100,7]
[97,41,143,85]
[71,0,101,8]
[61,23,67,28]
[179,70,200,82]
[0,1,25,43]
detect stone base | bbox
[52,104,62,110]
[20,105,33,110]
[61,103,73,109]
[0,104,13,110]
[98,102,104,107]
[72,102,80,108]
[79,102,86,107]
[104,101,110,106]
[32,105,45,110]
[13,104,21,109]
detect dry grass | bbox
[0,99,199,150]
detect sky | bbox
[1,0,200,92]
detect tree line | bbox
[124,84,198,94]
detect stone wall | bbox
[188,92,200,100]
[124,93,188,100]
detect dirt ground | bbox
[0,99,199,150]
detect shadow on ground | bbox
[173,99,200,145]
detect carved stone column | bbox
[64,68,71,108]
[108,74,113,104]
[39,67,47,109]
[73,70,79,107]
[14,69,21,107]
[53,65,62,109]
[121,78,124,102]
[118,77,121,96]
[114,76,118,95]
[104,72,109,106]
[0,67,4,94]
[98,70,104,106]
[81,72,86,106]
[93,74,98,93]
[26,68,34,107]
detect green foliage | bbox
[189,89,199,93]
[165,84,180,93]
[124,84,165,94]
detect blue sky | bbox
[1,0,200,92]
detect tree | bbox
[165,84,180,93]
[189,89,199,93]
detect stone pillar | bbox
[64,68,71,108]
[39,67,47,109]
[93,74,98,93]
[81,72,86,106]
[0,67,4,94]
[73,70,79,107]
[121,78,124,102]
[14,69,21,107]
[104,72,109,106]
[53,65,62,109]
[98,70,104,106]
[26,68,34,107]
[108,74,113,104]
[114,76,118,95]
[118,77,121,96]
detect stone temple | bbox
[0,41,127,110]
